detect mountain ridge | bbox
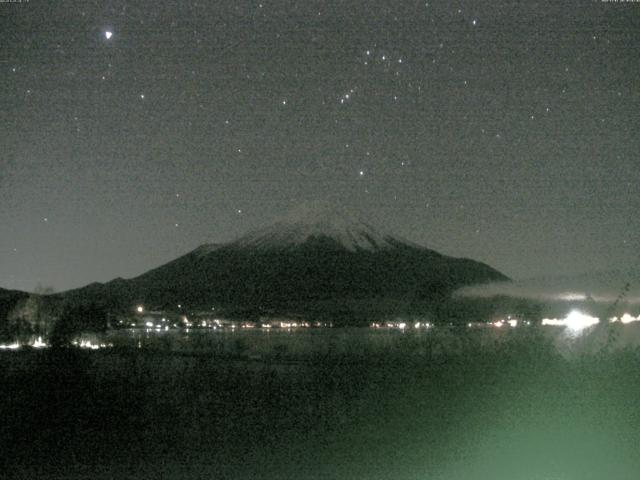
[54,205,509,323]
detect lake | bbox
[2,324,640,479]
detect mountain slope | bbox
[61,204,508,322]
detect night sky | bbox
[2,0,639,292]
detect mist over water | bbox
[457,268,640,305]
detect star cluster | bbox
[1,0,639,291]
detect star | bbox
[105,31,113,40]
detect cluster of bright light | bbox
[31,336,47,348]
[609,313,640,324]
[490,318,519,328]
[565,310,599,330]
[72,339,112,350]
[0,337,48,350]
[540,318,564,326]
[370,321,432,330]
[278,321,310,329]
[541,310,600,330]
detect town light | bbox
[564,310,599,331]
[541,310,599,331]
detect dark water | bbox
[2,327,640,479]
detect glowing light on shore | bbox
[371,321,431,330]
[31,336,47,348]
[541,318,563,326]
[72,339,112,350]
[565,311,599,330]
[136,305,144,313]
[490,316,520,328]
[1,337,48,349]
[610,313,640,324]
[542,310,599,331]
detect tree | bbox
[50,302,108,348]
[4,285,55,343]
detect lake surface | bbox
[92,321,640,360]
[3,324,640,479]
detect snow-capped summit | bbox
[231,201,410,251]
[57,200,509,321]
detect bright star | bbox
[105,31,113,40]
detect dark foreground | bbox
[2,329,640,479]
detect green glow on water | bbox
[2,327,640,479]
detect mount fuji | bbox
[61,203,509,323]
[230,203,412,252]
